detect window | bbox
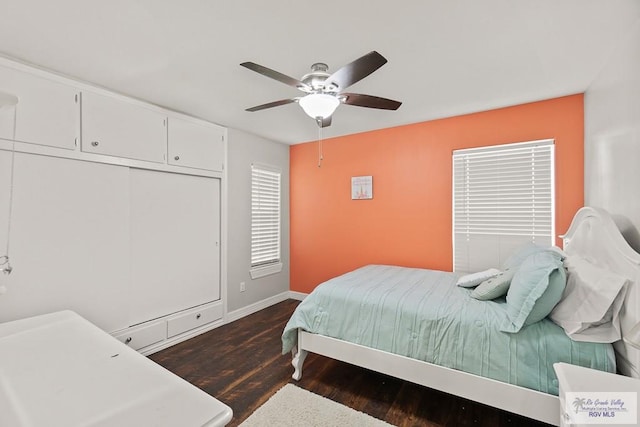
[250,163,282,278]
[453,139,555,273]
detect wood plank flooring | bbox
[150,299,553,427]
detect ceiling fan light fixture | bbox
[299,93,340,119]
[242,51,400,128]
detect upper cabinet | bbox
[0,65,79,150]
[167,117,225,172]
[81,91,167,163]
[0,59,226,172]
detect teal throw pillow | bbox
[502,242,548,270]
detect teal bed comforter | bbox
[282,265,615,395]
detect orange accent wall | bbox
[290,95,584,294]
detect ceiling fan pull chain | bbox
[317,125,323,168]
[2,101,18,275]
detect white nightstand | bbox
[554,363,640,427]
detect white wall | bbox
[226,128,290,313]
[585,19,640,251]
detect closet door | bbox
[0,152,130,331]
[129,169,220,325]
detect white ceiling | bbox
[0,1,638,145]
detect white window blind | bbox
[251,163,281,267]
[453,139,555,273]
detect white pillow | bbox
[549,255,628,343]
[456,268,501,288]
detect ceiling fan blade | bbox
[245,98,298,112]
[240,62,311,92]
[315,115,332,128]
[323,51,387,92]
[341,93,402,110]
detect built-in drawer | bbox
[113,321,166,351]
[167,304,223,338]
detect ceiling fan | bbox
[240,51,402,128]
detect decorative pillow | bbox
[471,268,516,300]
[456,268,501,288]
[502,243,565,270]
[500,251,566,333]
[549,255,628,343]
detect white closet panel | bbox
[0,65,79,149]
[81,91,166,163]
[167,117,225,171]
[0,152,130,331]
[129,169,220,325]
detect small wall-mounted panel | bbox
[81,91,166,163]
[168,117,224,171]
[0,65,78,150]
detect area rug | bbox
[239,383,394,426]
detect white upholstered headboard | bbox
[562,206,640,378]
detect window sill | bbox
[250,262,283,279]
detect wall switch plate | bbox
[240,281,246,292]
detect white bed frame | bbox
[290,207,640,426]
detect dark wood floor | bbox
[150,299,553,427]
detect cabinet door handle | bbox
[196,313,201,319]
[91,141,100,147]
[125,337,132,344]
[174,156,180,161]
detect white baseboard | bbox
[142,290,310,355]
[226,290,309,323]
[225,291,291,323]
[288,291,308,301]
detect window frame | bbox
[452,139,556,273]
[250,162,282,279]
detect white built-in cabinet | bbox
[0,59,226,355]
[81,91,167,163]
[0,65,79,150]
[168,116,225,171]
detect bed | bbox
[282,207,640,426]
